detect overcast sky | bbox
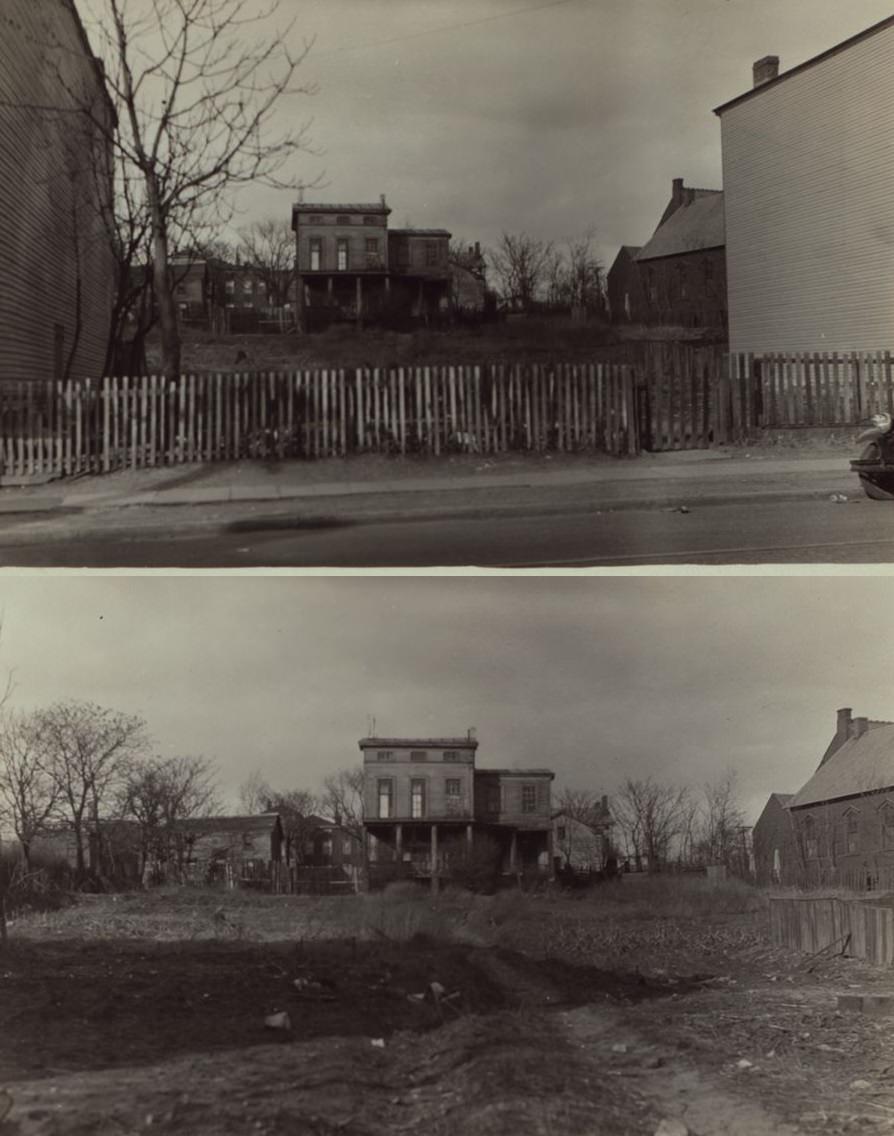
[210,0,894,270]
[2,573,892,825]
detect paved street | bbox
[0,495,890,567]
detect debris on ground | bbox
[263,1011,291,1031]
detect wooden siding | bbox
[720,23,894,353]
[0,1,114,382]
[363,749,476,822]
[296,215,389,274]
[769,897,894,967]
[474,772,552,829]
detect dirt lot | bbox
[2,882,894,1135]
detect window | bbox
[303,839,314,855]
[243,279,253,293]
[486,785,501,813]
[425,242,438,266]
[882,805,894,849]
[845,811,859,855]
[342,839,353,857]
[363,215,377,225]
[257,281,266,294]
[410,750,427,762]
[376,750,393,761]
[445,778,461,797]
[337,214,350,225]
[557,826,567,842]
[522,785,537,813]
[225,279,235,295]
[377,779,393,819]
[803,815,818,860]
[309,238,322,270]
[309,214,323,224]
[175,283,187,296]
[411,779,426,819]
[321,838,333,863]
[443,751,461,762]
[337,238,348,270]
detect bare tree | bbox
[613,777,690,873]
[696,770,747,869]
[555,787,601,827]
[260,787,320,865]
[238,768,272,815]
[37,701,148,877]
[564,229,604,314]
[238,218,297,310]
[320,768,364,841]
[0,711,59,869]
[61,0,318,377]
[119,754,219,880]
[488,232,554,312]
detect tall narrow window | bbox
[337,238,348,270]
[310,238,321,271]
[845,811,859,854]
[803,815,818,859]
[882,805,894,849]
[411,779,426,819]
[522,784,537,813]
[377,779,393,819]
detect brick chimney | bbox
[837,707,853,741]
[672,177,685,208]
[753,55,780,88]
[380,193,387,207]
[853,716,869,739]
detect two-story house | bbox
[359,734,554,888]
[291,197,453,329]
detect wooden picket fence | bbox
[724,351,894,436]
[769,896,894,967]
[0,362,639,478]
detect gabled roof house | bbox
[786,707,894,885]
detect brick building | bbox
[752,793,796,884]
[634,179,727,331]
[606,245,646,324]
[787,708,894,886]
[0,0,115,381]
[360,734,554,888]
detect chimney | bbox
[837,707,853,741]
[853,716,869,739]
[672,177,684,207]
[380,193,386,207]
[753,55,779,88]
[297,186,304,204]
[601,794,609,814]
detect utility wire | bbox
[312,0,585,59]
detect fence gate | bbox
[635,342,724,451]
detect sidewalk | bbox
[0,446,859,527]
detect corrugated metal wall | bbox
[0,0,114,382]
[720,24,894,354]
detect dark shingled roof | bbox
[294,203,390,213]
[390,228,452,237]
[359,737,478,748]
[789,724,894,809]
[176,813,281,834]
[637,192,725,261]
[476,768,555,779]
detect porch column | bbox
[430,824,439,894]
[509,830,517,872]
[466,824,473,848]
[327,276,333,296]
[395,823,403,862]
[356,276,363,328]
